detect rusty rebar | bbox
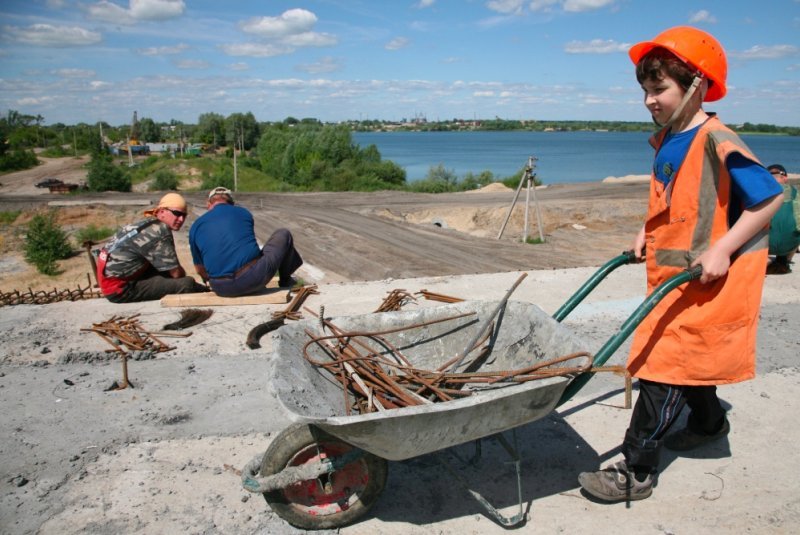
[300,307,590,415]
[374,289,416,312]
[272,284,319,321]
[1,277,102,307]
[416,289,464,303]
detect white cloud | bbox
[386,37,410,50]
[87,1,134,24]
[229,8,336,57]
[130,0,186,21]
[529,0,560,11]
[563,0,616,12]
[491,0,615,15]
[732,44,800,59]
[220,42,291,57]
[689,10,717,24]
[473,90,495,97]
[283,32,337,47]
[296,56,342,74]
[241,9,317,38]
[416,0,436,7]
[2,24,102,46]
[18,96,54,106]
[173,59,210,69]
[486,0,525,15]
[87,0,185,24]
[229,62,249,71]
[90,80,112,89]
[53,68,96,78]
[564,38,629,54]
[137,43,190,56]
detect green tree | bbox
[196,112,226,147]
[24,212,73,275]
[138,117,163,143]
[225,112,260,150]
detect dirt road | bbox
[0,182,649,287]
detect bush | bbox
[24,212,73,275]
[0,149,38,172]
[39,145,70,158]
[150,169,179,191]
[74,224,115,244]
[87,153,131,192]
[200,163,234,191]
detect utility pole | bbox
[233,135,238,192]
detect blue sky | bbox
[1,0,798,127]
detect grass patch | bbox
[0,210,21,224]
[524,236,545,245]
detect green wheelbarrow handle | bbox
[555,260,703,407]
[552,250,639,323]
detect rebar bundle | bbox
[81,314,190,354]
[374,289,416,312]
[301,310,591,415]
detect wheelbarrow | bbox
[241,252,702,529]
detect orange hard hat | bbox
[628,26,727,102]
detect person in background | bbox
[578,26,783,503]
[766,164,799,274]
[189,187,303,297]
[97,193,208,303]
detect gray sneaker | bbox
[578,460,654,502]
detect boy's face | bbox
[641,75,685,126]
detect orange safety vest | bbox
[626,116,769,385]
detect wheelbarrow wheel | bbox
[260,424,388,530]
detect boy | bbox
[578,26,783,502]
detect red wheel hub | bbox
[282,441,371,516]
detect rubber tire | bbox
[260,424,388,530]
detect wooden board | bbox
[160,288,289,307]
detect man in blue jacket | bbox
[189,187,303,297]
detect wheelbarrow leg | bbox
[436,429,526,528]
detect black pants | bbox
[108,266,207,303]
[622,379,726,472]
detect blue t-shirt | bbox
[654,125,782,225]
[189,203,262,278]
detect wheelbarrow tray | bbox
[269,300,588,461]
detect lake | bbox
[353,130,800,184]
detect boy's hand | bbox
[632,225,646,261]
[691,246,730,284]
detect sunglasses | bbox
[164,208,187,218]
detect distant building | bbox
[147,143,180,153]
